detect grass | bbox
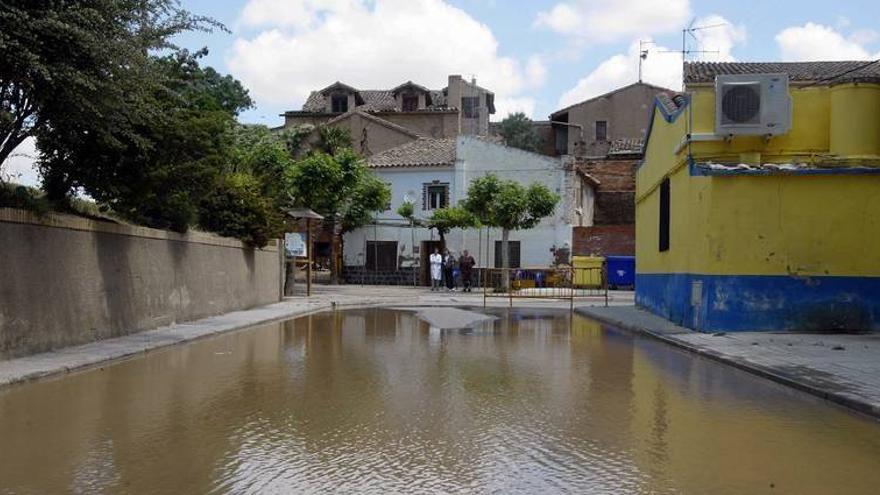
[0,181,122,224]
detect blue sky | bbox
[5,0,880,185]
[172,0,880,125]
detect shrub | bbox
[199,173,283,247]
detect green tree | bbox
[198,173,283,247]
[286,149,390,283]
[427,206,478,248]
[497,112,542,153]
[397,200,418,286]
[316,126,353,155]
[396,200,415,222]
[463,174,559,287]
[38,49,252,232]
[0,0,219,172]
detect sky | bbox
[5,0,880,186]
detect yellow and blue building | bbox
[636,61,880,332]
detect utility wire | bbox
[803,59,880,88]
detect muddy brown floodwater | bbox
[2,308,880,494]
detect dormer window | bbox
[402,94,418,112]
[331,94,348,113]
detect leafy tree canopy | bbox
[497,112,542,153]
[37,48,252,232]
[427,206,478,240]
[285,148,390,231]
[464,174,558,231]
[396,200,415,222]
[0,0,221,171]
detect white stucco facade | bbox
[343,136,580,271]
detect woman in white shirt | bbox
[429,248,443,291]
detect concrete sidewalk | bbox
[0,286,630,389]
[577,305,880,419]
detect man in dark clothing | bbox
[458,250,476,292]
[442,249,456,291]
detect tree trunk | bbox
[501,228,510,291]
[411,219,417,287]
[329,220,340,285]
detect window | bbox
[494,241,521,268]
[659,177,670,252]
[422,182,449,210]
[366,241,398,270]
[402,94,419,111]
[331,94,348,113]
[462,96,480,118]
[595,120,607,141]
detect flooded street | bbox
[2,308,880,494]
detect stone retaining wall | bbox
[0,208,282,358]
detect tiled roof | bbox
[656,93,687,115]
[368,138,456,168]
[608,138,644,156]
[303,89,454,113]
[685,61,880,84]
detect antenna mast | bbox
[658,19,724,89]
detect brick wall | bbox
[573,225,635,256]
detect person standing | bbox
[458,250,476,292]
[429,248,443,291]
[443,249,456,291]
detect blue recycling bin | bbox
[606,256,635,289]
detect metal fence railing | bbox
[482,266,609,308]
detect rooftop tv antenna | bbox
[658,18,724,88]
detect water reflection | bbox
[0,308,879,494]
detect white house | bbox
[343,136,586,284]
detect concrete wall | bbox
[553,83,668,157]
[378,111,460,139]
[636,84,880,332]
[0,209,282,358]
[343,137,574,271]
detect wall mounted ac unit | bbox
[715,73,791,136]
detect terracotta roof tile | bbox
[685,61,880,84]
[368,138,456,168]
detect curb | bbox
[575,307,880,420]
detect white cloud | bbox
[534,0,690,43]
[689,14,746,62]
[525,55,547,89]
[494,96,536,119]
[776,22,880,61]
[1,137,40,187]
[228,0,541,120]
[557,42,680,108]
[557,15,744,108]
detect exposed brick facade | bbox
[571,157,637,256]
[573,225,635,256]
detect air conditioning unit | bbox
[715,73,791,136]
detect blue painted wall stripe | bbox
[636,273,880,332]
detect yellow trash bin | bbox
[572,256,605,288]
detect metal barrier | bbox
[483,266,609,308]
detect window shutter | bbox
[659,178,670,252]
[422,184,428,211]
[443,184,450,209]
